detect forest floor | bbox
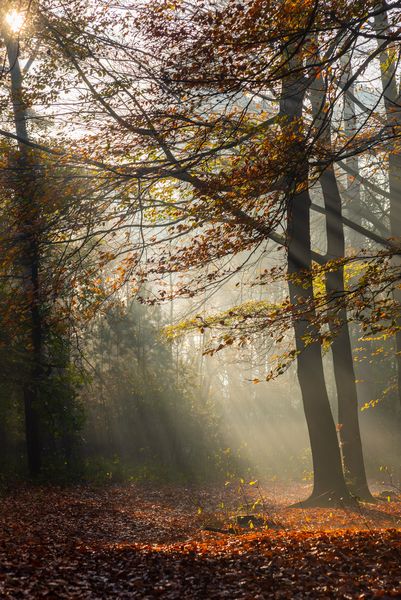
[0,482,400,599]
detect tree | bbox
[2,0,399,498]
[36,2,400,504]
[374,3,401,411]
[308,54,372,499]
[0,1,126,476]
[1,9,46,475]
[280,53,352,504]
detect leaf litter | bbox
[0,483,399,598]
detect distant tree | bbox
[82,299,221,480]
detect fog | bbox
[75,284,401,491]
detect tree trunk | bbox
[375,4,401,414]
[321,167,372,499]
[340,55,363,239]
[4,28,43,477]
[389,154,401,414]
[308,71,373,500]
[280,61,352,506]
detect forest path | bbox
[0,484,399,598]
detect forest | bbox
[0,0,400,598]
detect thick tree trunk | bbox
[281,63,352,506]
[4,29,43,477]
[321,167,372,499]
[287,195,351,505]
[308,68,372,499]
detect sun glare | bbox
[5,10,25,34]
